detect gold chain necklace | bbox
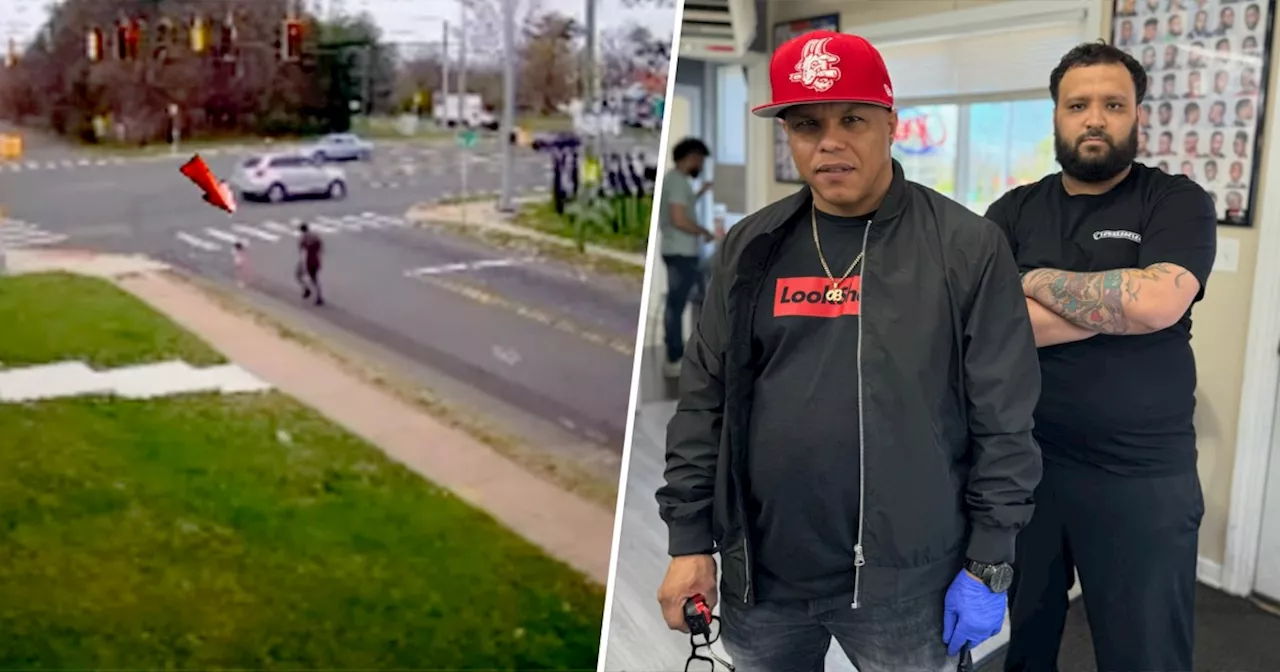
[810,204,865,303]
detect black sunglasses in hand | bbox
[683,595,735,672]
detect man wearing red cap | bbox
[656,30,1043,670]
[985,42,1215,672]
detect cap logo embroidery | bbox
[789,37,841,92]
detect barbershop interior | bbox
[610,0,1280,669]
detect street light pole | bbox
[459,4,470,210]
[498,0,516,212]
[584,0,596,106]
[441,20,449,123]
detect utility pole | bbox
[458,8,467,111]
[498,0,516,212]
[583,0,600,180]
[440,20,449,123]
[361,44,372,117]
[584,0,596,106]
[459,5,470,213]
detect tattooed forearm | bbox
[1021,263,1182,335]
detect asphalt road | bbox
[0,133,655,452]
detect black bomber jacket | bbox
[656,160,1044,608]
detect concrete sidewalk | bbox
[406,199,648,268]
[0,248,615,585]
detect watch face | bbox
[988,564,1014,593]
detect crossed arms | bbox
[1020,263,1202,347]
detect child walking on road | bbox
[232,240,249,287]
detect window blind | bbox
[877,20,1092,101]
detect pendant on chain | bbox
[826,286,844,303]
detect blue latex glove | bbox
[942,570,1007,657]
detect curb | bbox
[403,196,648,269]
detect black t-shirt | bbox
[746,207,872,602]
[985,164,1216,475]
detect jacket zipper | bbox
[851,220,873,609]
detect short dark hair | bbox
[671,137,710,162]
[1049,41,1148,104]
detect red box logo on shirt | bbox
[772,276,861,318]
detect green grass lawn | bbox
[0,273,225,368]
[514,200,650,255]
[0,273,605,668]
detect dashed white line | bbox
[176,232,220,251]
[261,220,297,236]
[203,227,241,244]
[231,224,279,242]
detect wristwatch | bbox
[964,559,1014,593]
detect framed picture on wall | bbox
[1113,0,1275,227]
[771,13,841,184]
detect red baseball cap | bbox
[751,31,895,118]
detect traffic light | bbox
[154,18,173,58]
[115,22,129,60]
[281,20,302,61]
[219,14,237,60]
[190,16,207,53]
[86,27,103,62]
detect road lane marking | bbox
[231,224,279,242]
[306,221,339,234]
[406,262,470,276]
[404,256,535,276]
[261,221,297,236]
[405,273,635,357]
[176,232,221,251]
[491,345,521,366]
[204,228,241,244]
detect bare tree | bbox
[519,11,579,113]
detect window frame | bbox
[895,89,1055,213]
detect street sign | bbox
[457,129,478,149]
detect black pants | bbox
[1004,461,1203,672]
[662,254,700,364]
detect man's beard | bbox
[1055,125,1139,182]
[688,167,702,179]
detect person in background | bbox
[655,30,1042,672]
[983,42,1216,672]
[658,137,716,378]
[297,222,325,306]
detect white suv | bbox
[231,153,348,203]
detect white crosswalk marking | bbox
[261,221,297,236]
[231,224,279,242]
[306,221,339,234]
[176,231,221,251]
[204,227,241,244]
[314,215,349,228]
[173,211,421,254]
[0,219,68,249]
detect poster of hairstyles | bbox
[1114,0,1275,226]
[771,14,840,184]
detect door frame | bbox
[1223,27,1280,593]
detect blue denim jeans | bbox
[720,590,958,672]
[663,254,701,364]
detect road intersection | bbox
[0,132,655,459]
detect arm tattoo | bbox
[1022,263,1178,334]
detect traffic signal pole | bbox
[498,0,516,213]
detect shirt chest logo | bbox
[1092,229,1143,243]
[774,276,861,318]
